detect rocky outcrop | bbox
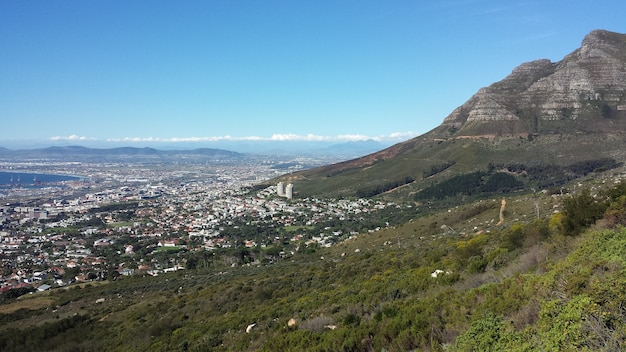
[441,30,626,137]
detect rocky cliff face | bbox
[440,30,626,137]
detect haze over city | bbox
[1,0,625,150]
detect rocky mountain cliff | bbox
[274,30,626,199]
[438,29,626,137]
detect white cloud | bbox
[269,134,330,141]
[376,131,419,141]
[50,135,96,141]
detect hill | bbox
[271,30,626,200]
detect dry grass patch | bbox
[0,295,55,314]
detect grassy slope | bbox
[276,130,626,201]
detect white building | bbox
[277,182,285,197]
[285,183,293,200]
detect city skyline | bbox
[2,1,625,148]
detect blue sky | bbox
[1,1,625,149]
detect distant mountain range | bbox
[0,145,243,162]
[0,139,389,163]
[272,29,626,199]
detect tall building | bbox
[285,183,293,200]
[277,182,285,197]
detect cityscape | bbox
[0,156,408,294]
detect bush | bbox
[453,313,524,351]
[560,189,607,236]
[537,296,595,350]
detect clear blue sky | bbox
[1,0,625,148]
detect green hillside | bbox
[3,172,626,351]
[274,133,626,200]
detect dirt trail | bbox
[496,198,506,225]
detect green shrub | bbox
[453,313,526,352]
[560,188,607,236]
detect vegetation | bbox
[416,170,524,201]
[355,176,414,198]
[423,161,456,178]
[415,158,620,202]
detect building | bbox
[277,182,285,197]
[285,183,293,200]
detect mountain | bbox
[273,30,626,199]
[0,146,243,162]
[439,29,626,137]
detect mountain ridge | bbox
[275,29,626,199]
[439,29,626,137]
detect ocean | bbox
[0,171,81,188]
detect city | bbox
[0,157,410,295]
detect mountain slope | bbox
[275,30,626,199]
